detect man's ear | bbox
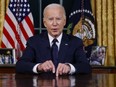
[64,19,66,26]
[43,18,46,27]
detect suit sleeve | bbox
[16,37,37,73]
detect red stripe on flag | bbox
[25,16,34,33]
[5,14,19,40]
[3,27,15,47]
[19,23,29,40]
[5,14,17,33]
[1,41,6,48]
[19,40,25,51]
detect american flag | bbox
[1,0,34,59]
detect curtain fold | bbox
[0,0,9,46]
[107,0,115,65]
[114,0,116,65]
[0,0,5,45]
[92,0,116,66]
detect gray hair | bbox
[43,3,66,19]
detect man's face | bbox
[43,7,66,38]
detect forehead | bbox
[44,5,65,17]
[46,10,63,18]
[44,4,64,12]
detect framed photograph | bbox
[0,48,16,64]
[90,46,107,66]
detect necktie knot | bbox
[52,39,58,44]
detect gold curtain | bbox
[0,0,9,46]
[91,0,116,66]
[0,1,9,86]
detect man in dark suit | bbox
[16,3,91,76]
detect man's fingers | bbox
[56,63,70,76]
[41,60,55,73]
[62,65,67,73]
[56,63,63,76]
[62,65,70,74]
[48,61,55,73]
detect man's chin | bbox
[52,33,60,38]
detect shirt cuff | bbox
[33,63,40,73]
[66,63,76,74]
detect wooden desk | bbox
[0,73,116,87]
[0,65,116,73]
[0,64,15,73]
[92,66,116,73]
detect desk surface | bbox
[0,73,116,87]
[0,64,116,73]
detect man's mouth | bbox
[52,29,58,32]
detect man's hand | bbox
[56,63,71,76]
[37,60,55,73]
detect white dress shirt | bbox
[33,33,76,74]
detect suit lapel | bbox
[40,32,52,60]
[58,33,70,63]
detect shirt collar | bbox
[48,33,63,44]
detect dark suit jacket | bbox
[16,32,91,74]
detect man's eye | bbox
[56,18,61,20]
[48,18,53,21]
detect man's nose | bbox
[52,19,57,25]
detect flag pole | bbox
[16,1,22,59]
[60,0,63,5]
[39,0,42,33]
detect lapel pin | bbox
[65,43,68,45]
